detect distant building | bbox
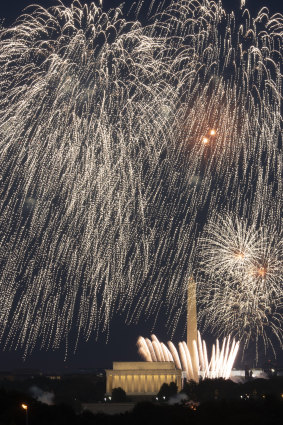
[46,375,62,380]
[106,362,182,396]
[230,368,273,379]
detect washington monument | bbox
[187,276,199,382]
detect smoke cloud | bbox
[30,386,54,405]
[168,393,188,405]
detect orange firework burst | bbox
[257,267,267,278]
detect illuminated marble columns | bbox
[106,362,182,395]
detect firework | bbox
[137,333,239,380]
[198,213,283,356]
[199,214,282,293]
[0,0,281,354]
[199,277,283,358]
[198,215,260,277]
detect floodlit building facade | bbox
[106,361,182,396]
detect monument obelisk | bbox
[187,276,199,382]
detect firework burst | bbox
[198,213,283,356]
[198,215,260,277]
[0,0,281,355]
[137,333,239,380]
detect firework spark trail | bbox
[199,276,283,357]
[198,215,261,277]
[145,0,282,341]
[198,213,283,356]
[198,214,283,294]
[137,333,239,380]
[0,0,281,354]
[0,0,179,353]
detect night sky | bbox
[0,0,282,373]
[0,0,282,22]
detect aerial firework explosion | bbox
[198,213,283,357]
[0,0,282,356]
[198,214,282,295]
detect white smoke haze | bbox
[30,386,54,405]
[230,371,269,384]
[168,393,188,405]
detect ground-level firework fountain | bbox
[137,278,239,380]
[137,333,239,381]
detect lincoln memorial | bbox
[106,362,182,396]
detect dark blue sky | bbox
[0,0,283,22]
[0,0,282,372]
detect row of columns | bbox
[107,373,178,394]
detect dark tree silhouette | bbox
[111,387,127,402]
[157,382,178,400]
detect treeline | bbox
[0,374,105,407]
[0,377,282,424]
[180,376,283,402]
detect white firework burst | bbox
[137,333,239,380]
[198,213,283,355]
[198,215,261,277]
[0,0,281,355]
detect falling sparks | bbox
[0,0,281,356]
[198,214,283,357]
